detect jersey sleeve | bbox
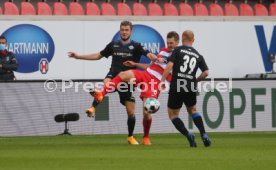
[136,43,149,56]
[100,42,113,58]
[198,56,209,72]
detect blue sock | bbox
[191,112,206,136]
[92,100,99,107]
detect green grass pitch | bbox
[0,132,275,170]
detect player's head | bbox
[120,21,132,42]
[166,31,179,51]
[182,30,194,46]
[0,36,7,51]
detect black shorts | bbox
[105,69,135,106]
[167,91,197,109]
[105,69,119,79]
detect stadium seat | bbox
[194,2,208,16]
[254,3,268,16]
[270,2,276,16]
[86,2,100,15]
[240,3,254,16]
[224,2,239,16]
[148,2,163,16]
[4,1,19,15]
[20,1,36,15]
[117,2,132,16]
[209,3,224,16]
[164,2,178,16]
[132,2,147,16]
[69,2,84,15]
[37,2,52,15]
[101,2,116,15]
[179,2,193,16]
[53,2,68,15]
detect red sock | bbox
[102,75,123,96]
[143,117,152,138]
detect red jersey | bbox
[146,48,172,82]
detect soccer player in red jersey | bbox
[90,31,180,145]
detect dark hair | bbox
[120,21,133,30]
[0,36,7,42]
[167,31,179,42]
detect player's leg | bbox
[142,98,152,145]
[85,77,111,117]
[186,105,211,147]
[103,77,111,85]
[184,92,211,147]
[119,90,139,145]
[168,92,197,147]
[140,75,160,145]
[93,70,144,103]
[100,70,136,96]
[86,70,136,117]
[125,101,138,145]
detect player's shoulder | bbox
[130,40,142,46]
[173,45,185,52]
[181,45,203,57]
[159,47,170,53]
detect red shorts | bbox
[131,70,161,100]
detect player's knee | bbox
[125,101,135,116]
[103,78,111,85]
[119,71,134,82]
[118,72,128,81]
[143,112,152,120]
[168,108,179,120]
[126,104,135,117]
[143,107,152,118]
[187,105,197,115]
[127,111,135,118]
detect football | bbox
[144,98,160,114]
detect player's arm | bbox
[196,56,209,82]
[135,63,150,70]
[138,43,163,63]
[196,70,209,83]
[146,53,164,63]
[160,61,173,90]
[68,42,113,60]
[123,61,150,70]
[146,53,158,62]
[160,49,177,88]
[161,61,173,82]
[68,52,103,60]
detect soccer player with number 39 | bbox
[161,30,211,147]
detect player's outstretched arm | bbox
[146,53,164,63]
[123,61,150,70]
[160,61,173,90]
[68,52,103,60]
[196,70,209,83]
[161,61,173,82]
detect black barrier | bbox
[54,113,79,135]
